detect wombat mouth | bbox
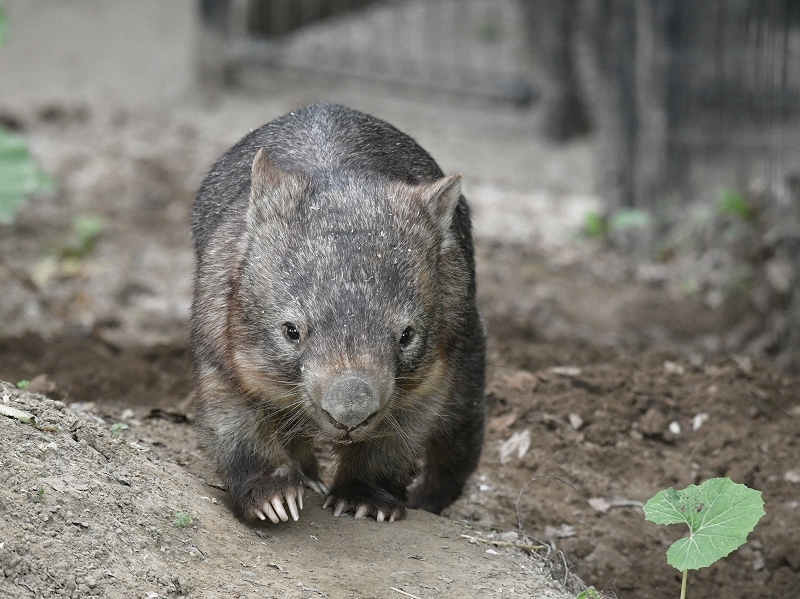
[321,416,379,444]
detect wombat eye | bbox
[282,322,301,343]
[399,327,415,348]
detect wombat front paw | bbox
[322,482,406,522]
[252,482,304,523]
[239,472,327,524]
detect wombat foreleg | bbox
[410,344,486,513]
[198,393,326,523]
[323,438,417,522]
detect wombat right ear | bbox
[421,174,462,235]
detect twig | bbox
[460,534,547,551]
[513,474,581,554]
[390,587,422,599]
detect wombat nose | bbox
[321,375,380,430]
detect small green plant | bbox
[583,211,607,238]
[575,589,604,599]
[608,209,650,231]
[718,188,753,221]
[0,3,54,223]
[172,510,192,528]
[110,422,129,435]
[16,379,30,389]
[0,124,54,223]
[644,477,765,599]
[582,209,651,240]
[60,214,105,259]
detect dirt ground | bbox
[3,150,800,599]
[2,2,800,598]
[3,233,800,599]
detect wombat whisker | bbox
[392,401,440,421]
[396,402,462,440]
[268,410,316,444]
[382,412,418,459]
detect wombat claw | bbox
[255,485,303,523]
[306,479,328,495]
[322,495,398,522]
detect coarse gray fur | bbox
[191,103,485,523]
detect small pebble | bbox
[692,413,709,431]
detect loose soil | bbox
[2,226,799,599]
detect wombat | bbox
[191,103,485,524]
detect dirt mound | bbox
[0,382,576,599]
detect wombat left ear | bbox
[250,147,282,199]
[248,148,307,226]
[422,174,461,233]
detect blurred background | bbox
[1,0,798,367]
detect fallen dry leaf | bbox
[488,411,518,432]
[499,429,531,464]
[588,497,610,514]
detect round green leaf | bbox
[643,477,765,571]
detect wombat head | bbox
[229,149,462,443]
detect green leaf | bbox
[110,422,129,435]
[61,214,105,258]
[643,477,765,571]
[0,3,8,49]
[0,126,55,223]
[718,188,753,220]
[609,209,651,232]
[73,214,105,243]
[583,211,607,238]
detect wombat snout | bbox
[320,372,381,430]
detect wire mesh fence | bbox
[587,0,800,212]
[198,0,536,103]
[198,0,800,217]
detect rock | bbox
[639,408,668,438]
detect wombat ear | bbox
[250,147,282,199]
[248,148,306,225]
[420,174,461,234]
